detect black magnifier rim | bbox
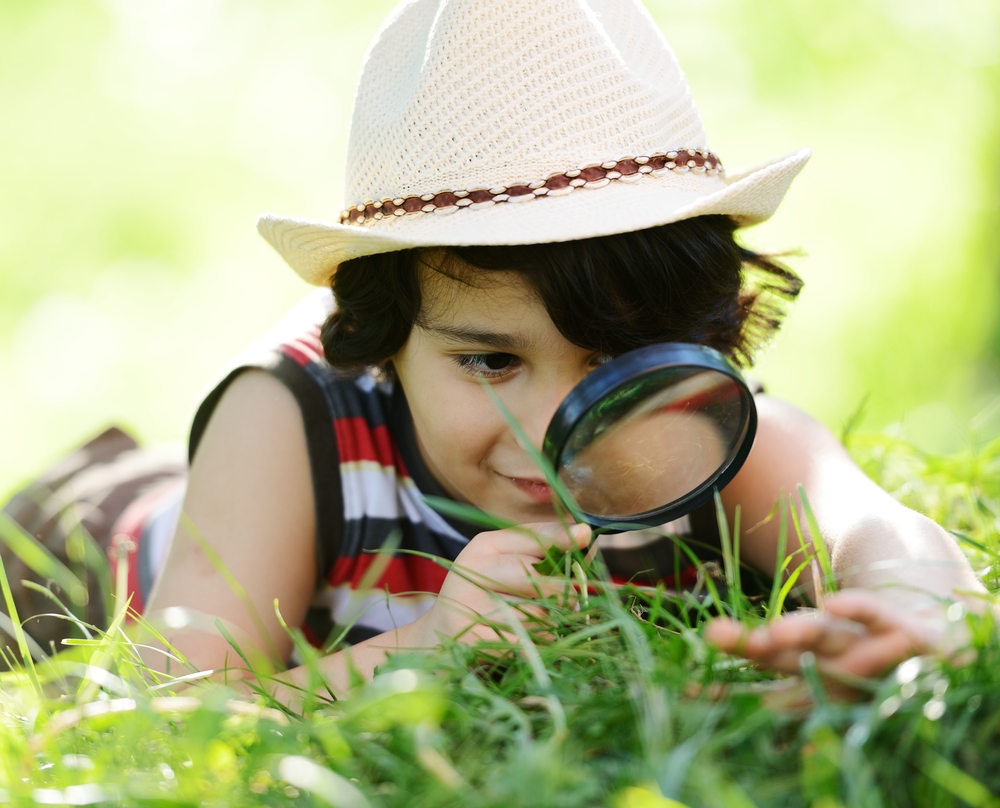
[542,342,758,530]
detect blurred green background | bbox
[1,0,999,496]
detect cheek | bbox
[406,372,508,471]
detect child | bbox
[8,0,986,700]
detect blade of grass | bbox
[0,545,42,696]
[21,579,93,639]
[766,496,789,621]
[714,491,733,589]
[773,557,812,615]
[922,749,1000,807]
[324,531,401,652]
[72,523,114,627]
[733,505,742,606]
[77,592,132,703]
[0,512,87,606]
[274,599,337,708]
[840,393,870,446]
[422,495,517,530]
[797,485,837,595]
[0,611,46,663]
[788,492,823,609]
[56,506,114,627]
[112,537,131,623]
[480,382,584,522]
[213,617,275,701]
[714,491,743,618]
[146,668,221,692]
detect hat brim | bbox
[257,148,810,286]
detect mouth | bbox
[503,474,554,504]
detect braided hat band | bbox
[341,150,723,226]
[257,0,810,286]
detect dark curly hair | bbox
[321,215,801,373]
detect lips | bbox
[504,475,554,504]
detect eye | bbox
[454,352,521,379]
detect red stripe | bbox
[661,381,740,414]
[107,505,147,617]
[281,342,313,367]
[607,563,699,589]
[288,334,323,360]
[334,419,398,468]
[328,552,448,595]
[278,327,323,367]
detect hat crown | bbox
[344,0,708,205]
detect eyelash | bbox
[454,353,521,379]
[453,352,613,380]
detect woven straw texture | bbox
[258,0,810,285]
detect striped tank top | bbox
[136,291,729,649]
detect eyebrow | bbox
[421,323,532,352]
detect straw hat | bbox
[257,0,810,286]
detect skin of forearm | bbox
[139,611,430,710]
[270,616,427,705]
[826,504,985,610]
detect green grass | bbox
[1,424,999,807]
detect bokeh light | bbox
[1,0,998,494]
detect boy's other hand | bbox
[413,522,591,647]
[704,589,975,695]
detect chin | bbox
[501,500,561,526]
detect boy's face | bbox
[393,263,608,525]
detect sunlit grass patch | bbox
[0,424,998,806]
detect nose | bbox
[514,371,582,454]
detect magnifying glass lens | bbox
[557,368,748,521]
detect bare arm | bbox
[141,371,589,706]
[708,395,987,682]
[142,370,319,673]
[723,395,981,606]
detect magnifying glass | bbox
[542,343,757,530]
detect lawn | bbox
[0,421,998,808]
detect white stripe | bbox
[313,584,436,635]
[341,464,424,522]
[399,485,471,545]
[339,463,472,546]
[144,483,186,575]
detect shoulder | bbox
[734,395,854,484]
[752,394,848,461]
[191,370,312,496]
[721,394,864,517]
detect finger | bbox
[823,634,925,679]
[765,613,867,657]
[449,552,578,599]
[433,591,557,642]
[511,522,592,555]
[472,522,592,558]
[705,615,822,660]
[706,614,866,667]
[703,617,750,654]
[706,620,817,675]
[824,591,939,648]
